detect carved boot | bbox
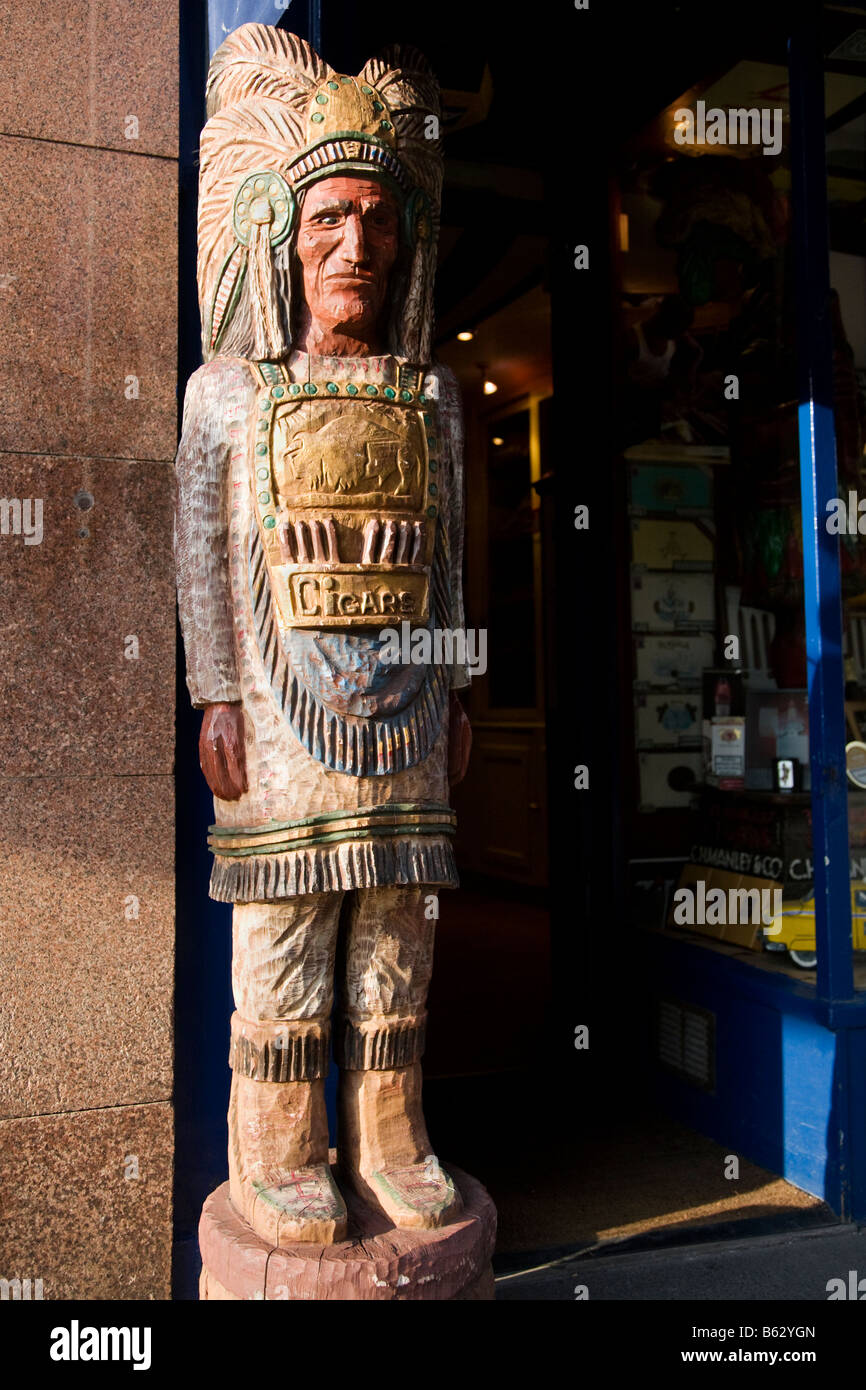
[337,1015,462,1231]
[228,1013,347,1246]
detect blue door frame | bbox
[787,3,866,1216]
[790,11,855,1009]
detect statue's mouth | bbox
[328,273,376,287]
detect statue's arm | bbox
[174,360,249,800]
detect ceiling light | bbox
[483,380,498,395]
[457,330,474,342]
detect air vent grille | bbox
[656,998,715,1091]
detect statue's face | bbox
[295,176,400,343]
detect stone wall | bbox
[0,1,178,1299]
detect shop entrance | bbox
[173,0,866,1296]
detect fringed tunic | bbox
[174,350,467,901]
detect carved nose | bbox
[341,213,368,263]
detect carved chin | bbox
[323,290,381,331]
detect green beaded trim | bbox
[251,379,431,405]
[258,362,284,387]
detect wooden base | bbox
[199,1158,497,1301]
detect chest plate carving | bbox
[250,369,440,631]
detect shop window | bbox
[618,17,866,992]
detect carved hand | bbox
[200,702,248,801]
[447,690,472,787]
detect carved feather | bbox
[209,243,246,349]
[207,22,330,116]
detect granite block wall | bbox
[0,0,178,1299]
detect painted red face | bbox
[295,176,400,349]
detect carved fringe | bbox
[248,221,286,359]
[210,836,457,902]
[336,1014,427,1071]
[249,519,450,777]
[229,1013,330,1081]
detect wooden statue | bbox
[175,23,477,1261]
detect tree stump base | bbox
[198,1158,497,1301]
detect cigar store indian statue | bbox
[174,24,473,1245]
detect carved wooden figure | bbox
[175,25,487,1286]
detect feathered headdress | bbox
[198,24,443,363]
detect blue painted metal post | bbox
[308,0,321,54]
[789,14,854,1004]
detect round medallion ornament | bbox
[232,170,294,248]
